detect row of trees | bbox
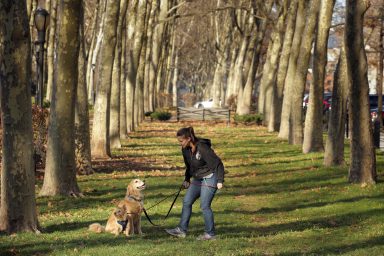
[0,0,383,234]
[172,0,382,185]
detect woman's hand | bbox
[183,180,190,189]
[217,183,223,189]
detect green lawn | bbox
[2,121,384,255]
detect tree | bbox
[289,0,320,145]
[90,0,120,158]
[40,0,82,196]
[46,0,57,102]
[125,0,146,132]
[110,0,128,149]
[324,46,349,166]
[211,0,233,108]
[258,0,290,126]
[268,0,298,132]
[303,0,336,153]
[76,1,94,175]
[279,0,306,139]
[345,0,376,184]
[0,0,39,233]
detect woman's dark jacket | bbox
[182,138,225,183]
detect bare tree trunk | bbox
[324,46,349,166]
[0,0,39,233]
[152,0,169,109]
[303,0,335,152]
[259,0,290,125]
[211,0,233,108]
[75,2,94,176]
[120,21,128,139]
[144,0,157,112]
[346,0,376,184]
[134,0,149,126]
[376,6,384,129]
[225,47,239,104]
[40,0,82,196]
[110,0,128,149]
[126,0,146,131]
[172,50,179,107]
[269,0,298,132]
[290,0,320,145]
[46,0,57,102]
[86,0,104,105]
[232,31,249,114]
[90,0,120,158]
[279,0,306,139]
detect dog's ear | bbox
[126,182,134,196]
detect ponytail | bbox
[177,126,198,144]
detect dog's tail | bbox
[89,223,105,233]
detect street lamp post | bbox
[34,7,49,108]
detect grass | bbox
[2,121,384,255]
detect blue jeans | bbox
[179,173,218,236]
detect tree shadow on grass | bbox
[278,235,384,256]
[217,207,381,238]
[0,233,135,256]
[92,158,181,174]
[256,194,384,215]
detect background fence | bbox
[176,107,231,124]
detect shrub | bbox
[234,113,263,125]
[150,110,172,121]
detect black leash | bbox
[143,183,184,226]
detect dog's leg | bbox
[125,216,133,236]
[138,217,142,235]
[134,215,142,235]
[114,226,122,236]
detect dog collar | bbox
[117,220,128,231]
[126,195,143,202]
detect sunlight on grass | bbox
[2,121,384,255]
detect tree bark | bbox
[259,0,290,125]
[134,0,149,126]
[269,0,298,132]
[324,47,349,166]
[279,0,306,139]
[40,0,82,196]
[110,0,128,149]
[172,50,179,107]
[0,0,39,234]
[303,0,336,152]
[46,0,57,102]
[376,7,383,129]
[90,0,120,158]
[75,1,94,176]
[125,0,146,131]
[86,0,104,105]
[120,10,128,139]
[290,0,320,145]
[346,0,376,184]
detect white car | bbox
[193,99,214,108]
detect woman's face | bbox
[177,136,191,149]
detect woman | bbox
[165,127,225,240]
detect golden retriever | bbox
[89,204,129,236]
[117,178,146,236]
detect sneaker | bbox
[165,227,186,238]
[196,233,216,241]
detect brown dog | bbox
[117,178,146,236]
[89,204,129,236]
